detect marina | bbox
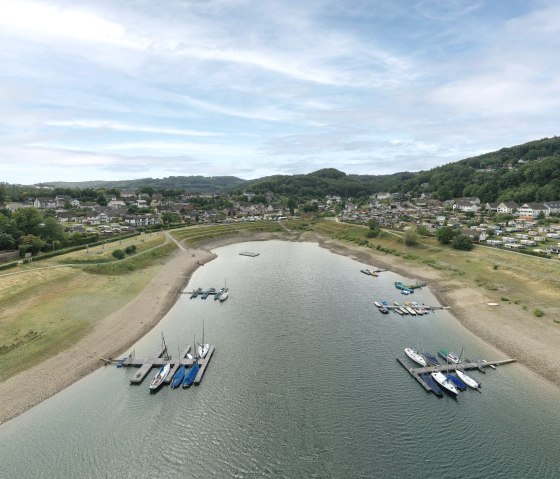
[122,343,215,387]
[396,356,516,397]
[182,286,229,301]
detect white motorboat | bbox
[456,369,481,389]
[149,363,171,390]
[404,348,427,367]
[431,371,459,396]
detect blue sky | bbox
[1,0,559,184]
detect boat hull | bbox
[149,364,171,390]
[431,371,459,397]
[404,348,427,367]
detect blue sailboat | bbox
[170,365,186,389]
[182,363,200,388]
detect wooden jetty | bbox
[124,344,214,386]
[194,345,215,384]
[397,356,516,397]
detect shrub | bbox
[501,297,510,301]
[0,262,17,271]
[534,309,544,317]
[404,230,418,247]
[112,249,125,260]
[452,235,474,251]
[125,245,137,255]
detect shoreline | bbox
[1,229,559,425]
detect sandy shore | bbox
[1,229,559,425]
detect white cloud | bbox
[0,0,139,47]
[45,119,222,137]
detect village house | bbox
[33,197,57,209]
[453,200,479,212]
[496,202,518,214]
[517,203,550,219]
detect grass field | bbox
[0,223,282,382]
[0,232,176,381]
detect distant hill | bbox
[38,176,246,193]
[28,136,560,203]
[397,136,560,202]
[244,137,560,203]
[242,168,414,199]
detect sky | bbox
[0,0,559,184]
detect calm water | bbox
[0,241,559,478]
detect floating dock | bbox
[397,356,516,397]
[123,344,215,386]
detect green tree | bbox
[416,225,430,236]
[0,232,16,250]
[161,212,180,225]
[20,234,46,255]
[112,249,125,259]
[436,226,457,245]
[286,198,297,215]
[367,218,381,238]
[495,213,514,226]
[13,208,43,236]
[404,230,419,246]
[452,234,474,251]
[40,217,64,243]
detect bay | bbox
[0,240,559,478]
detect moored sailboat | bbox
[182,363,200,388]
[431,371,459,397]
[170,365,186,389]
[149,363,171,390]
[404,348,427,367]
[456,369,481,389]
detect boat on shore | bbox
[394,281,414,294]
[170,365,186,389]
[456,369,481,389]
[404,348,427,367]
[149,363,171,390]
[438,349,460,364]
[431,371,459,397]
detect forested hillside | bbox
[245,137,560,202]
[397,136,560,202]
[39,175,245,193]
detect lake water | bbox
[0,241,559,478]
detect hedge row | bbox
[0,262,18,271]
[31,232,141,262]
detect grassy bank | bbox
[171,222,284,246]
[311,220,560,322]
[0,233,177,381]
